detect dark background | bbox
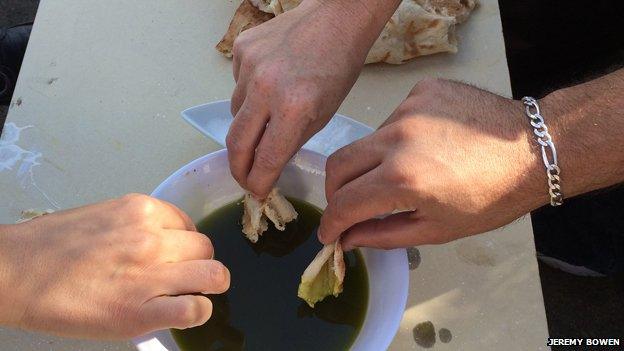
[500,0,624,344]
[0,0,38,120]
[1,0,623,348]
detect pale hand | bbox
[227,0,377,198]
[319,79,547,250]
[0,194,229,339]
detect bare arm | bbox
[541,68,624,199]
[319,69,624,249]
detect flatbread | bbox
[216,0,274,58]
[298,241,346,307]
[366,1,457,64]
[415,0,478,23]
[250,0,299,15]
[241,188,298,242]
[217,0,478,64]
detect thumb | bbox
[341,211,436,251]
[138,295,213,333]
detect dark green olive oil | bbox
[171,198,369,351]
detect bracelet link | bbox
[522,96,563,206]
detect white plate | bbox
[181,100,373,156]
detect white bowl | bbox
[134,148,409,351]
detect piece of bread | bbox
[263,188,298,230]
[241,188,298,243]
[366,0,458,64]
[298,241,346,308]
[216,0,274,58]
[217,0,478,64]
[242,193,269,243]
[414,0,478,24]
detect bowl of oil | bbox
[133,148,409,351]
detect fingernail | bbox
[210,263,227,284]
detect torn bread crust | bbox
[218,0,478,64]
[298,241,346,307]
[250,0,281,14]
[250,0,299,15]
[242,193,269,243]
[332,241,346,286]
[241,188,298,243]
[366,1,457,64]
[216,0,274,57]
[263,188,298,230]
[415,0,478,24]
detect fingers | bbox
[155,198,197,232]
[245,115,308,198]
[156,230,214,262]
[139,295,213,331]
[226,99,270,188]
[341,212,433,250]
[325,134,384,201]
[319,167,399,244]
[150,260,230,296]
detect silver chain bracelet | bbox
[521,96,563,206]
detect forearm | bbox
[541,68,624,198]
[0,224,22,327]
[0,225,11,300]
[325,0,402,33]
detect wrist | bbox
[519,96,567,208]
[540,88,621,198]
[310,0,401,25]
[509,100,552,211]
[537,70,624,199]
[300,0,401,56]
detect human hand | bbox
[0,194,229,339]
[319,79,547,250]
[227,0,395,198]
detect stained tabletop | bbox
[0,0,549,350]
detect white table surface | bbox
[0,0,550,350]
